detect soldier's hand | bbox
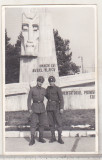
[29,110,32,113]
[60,109,64,114]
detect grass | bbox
[5,109,95,131]
[62,109,95,130]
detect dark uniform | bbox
[46,76,64,144]
[27,76,47,145]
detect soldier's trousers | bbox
[47,109,62,134]
[30,112,47,136]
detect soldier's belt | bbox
[48,100,57,102]
[33,101,43,103]
[48,99,60,103]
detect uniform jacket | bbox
[27,86,46,113]
[46,85,64,111]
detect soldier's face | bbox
[49,82,55,86]
[37,81,43,87]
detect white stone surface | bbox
[5,130,95,138]
[69,131,87,137]
[20,131,30,137]
[5,131,20,137]
[62,86,95,109]
[5,83,30,111]
[87,131,96,136]
[59,72,95,87]
[5,83,29,95]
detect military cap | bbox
[48,76,56,82]
[37,76,44,83]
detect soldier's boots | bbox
[49,133,56,143]
[29,134,35,146]
[39,138,46,143]
[39,133,46,143]
[58,133,64,144]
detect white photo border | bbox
[0,0,102,158]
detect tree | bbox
[5,30,15,56]
[14,32,22,56]
[53,29,80,76]
[5,30,11,52]
[5,30,20,84]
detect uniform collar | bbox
[36,85,41,89]
[49,84,56,88]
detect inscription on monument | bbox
[32,64,56,72]
[63,89,95,99]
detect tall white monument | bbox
[20,8,59,87]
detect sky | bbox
[5,5,96,72]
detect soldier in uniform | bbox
[46,76,64,144]
[27,76,47,146]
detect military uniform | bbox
[46,76,64,144]
[27,76,47,145]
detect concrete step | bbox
[5,130,96,138]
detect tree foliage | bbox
[53,29,80,76]
[5,30,20,83]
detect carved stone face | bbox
[22,12,39,56]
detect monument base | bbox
[5,83,29,111]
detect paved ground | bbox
[5,137,95,153]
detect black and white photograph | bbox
[3,5,98,154]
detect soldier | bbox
[27,76,47,146]
[46,76,64,144]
